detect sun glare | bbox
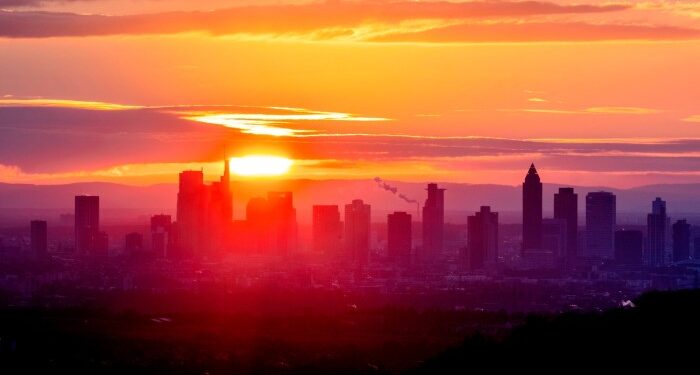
[229,155,293,177]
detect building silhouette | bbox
[30,220,47,257]
[75,195,99,255]
[422,183,445,260]
[554,187,577,262]
[312,205,342,255]
[522,164,542,252]
[150,214,172,258]
[246,197,272,254]
[267,192,297,255]
[694,236,700,260]
[585,191,616,259]
[175,159,232,258]
[672,219,691,262]
[345,199,371,263]
[647,197,667,266]
[615,229,643,265]
[387,211,412,260]
[466,206,498,270]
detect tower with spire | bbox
[522,163,543,252]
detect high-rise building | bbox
[465,206,498,270]
[615,230,643,265]
[387,211,412,260]
[94,231,109,256]
[522,164,542,252]
[30,220,47,256]
[672,219,691,262]
[175,159,233,258]
[345,199,371,263]
[125,232,144,254]
[75,195,99,255]
[150,214,172,258]
[694,236,700,260]
[554,187,577,261]
[422,183,445,259]
[312,205,342,254]
[267,192,297,255]
[246,197,272,254]
[585,191,616,259]
[176,170,206,256]
[646,197,667,266]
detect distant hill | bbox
[1,180,700,224]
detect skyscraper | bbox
[672,219,691,263]
[585,191,616,259]
[150,214,172,258]
[267,192,297,255]
[75,195,99,255]
[387,211,412,260]
[345,199,371,263]
[422,183,445,259]
[30,220,47,256]
[312,205,342,254]
[175,160,233,258]
[647,197,667,266]
[176,170,206,257]
[554,187,577,262]
[615,229,643,266]
[522,164,542,252]
[246,197,272,254]
[466,206,498,270]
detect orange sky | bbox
[1,1,700,187]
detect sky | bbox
[1,0,700,188]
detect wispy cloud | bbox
[0,1,644,42]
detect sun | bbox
[229,155,293,177]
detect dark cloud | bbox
[0,1,631,39]
[370,21,700,43]
[3,104,700,175]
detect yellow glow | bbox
[229,156,293,176]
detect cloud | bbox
[0,1,633,40]
[369,21,700,43]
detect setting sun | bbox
[229,155,293,177]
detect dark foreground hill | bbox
[415,289,700,373]
[1,289,700,374]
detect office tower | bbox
[522,164,542,252]
[422,183,445,259]
[312,205,342,254]
[30,220,48,256]
[615,230,643,265]
[542,218,567,259]
[150,214,172,258]
[75,195,99,255]
[672,219,691,262]
[176,170,206,256]
[694,237,700,260]
[387,211,412,260]
[466,206,498,270]
[125,232,143,254]
[646,197,667,266]
[345,199,371,263]
[207,159,233,253]
[585,191,616,259]
[267,192,297,255]
[246,197,271,254]
[554,187,578,261]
